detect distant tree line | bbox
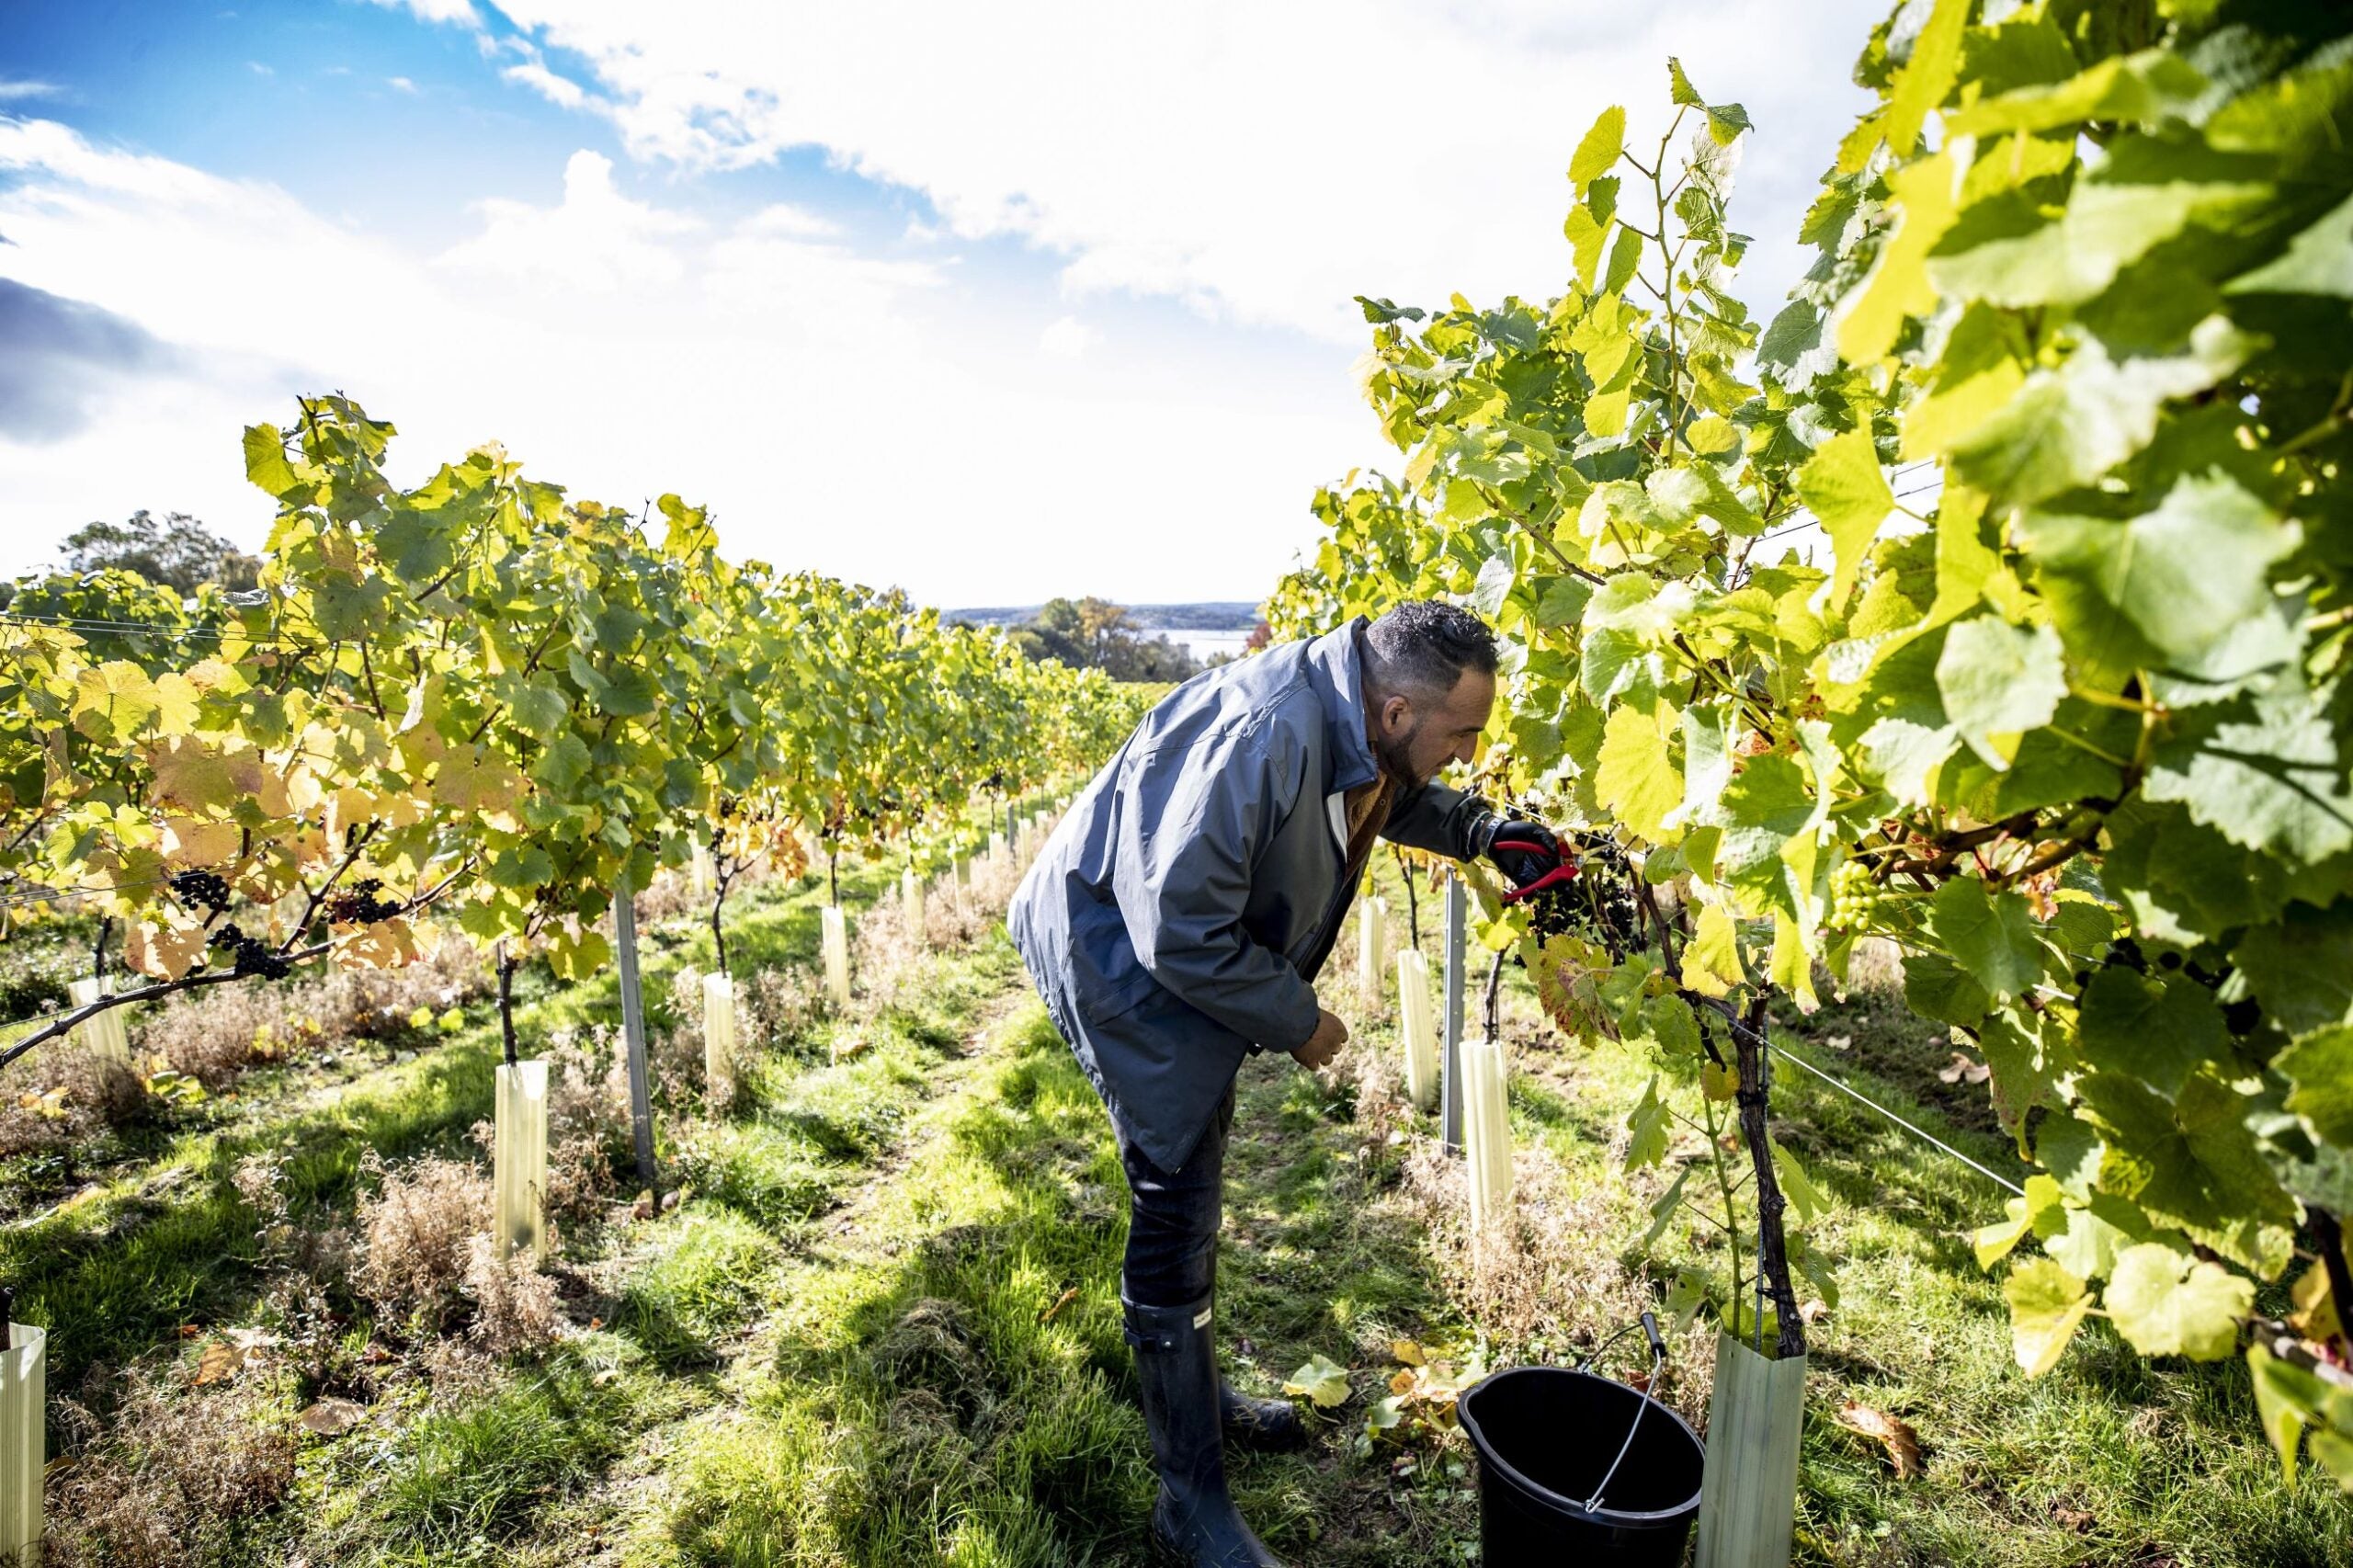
[1,510,261,611]
[995,596,1204,682]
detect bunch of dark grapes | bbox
[2069,935,2263,1038]
[1522,840,1638,951]
[208,924,292,980]
[324,878,401,925]
[171,869,233,915]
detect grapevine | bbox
[1269,0,2353,1480]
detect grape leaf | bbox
[1795,428,1893,610]
[2005,1256,2093,1376]
[2276,1026,2353,1145]
[2018,471,2292,664]
[1570,106,1626,187]
[2077,1071,2298,1276]
[2076,967,2227,1098]
[1930,877,2043,1000]
[1935,617,2066,768]
[2103,1243,2254,1360]
[1597,706,1683,843]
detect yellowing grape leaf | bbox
[1797,428,1894,613]
[2005,1257,2092,1376]
[2102,1243,2254,1361]
[1282,1354,1352,1409]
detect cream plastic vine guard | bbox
[988,830,1007,868]
[688,841,715,899]
[701,972,737,1108]
[1695,1331,1806,1568]
[68,977,130,1066]
[903,870,926,946]
[1357,898,1388,1008]
[1396,949,1438,1110]
[0,1322,41,1566]
[494,1061,549,1262]
[821,906,851,1009]
[1461,1034,1514,1238]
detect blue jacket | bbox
[1007,619,1495,1170]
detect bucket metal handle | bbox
[1577,1310,1668,1515]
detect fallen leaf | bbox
[1801,1299,1832,1325]
[1938,1051,1990,1085]
[1282,1354,1352,1410]
[296,1398,368,1437]
[1039,1286,1079,1324]
[1392,1339,1427,1367]
[1835,1400,1923,1479]
[631,1189,656,1221]
[193,1341,244,1386]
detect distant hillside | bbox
[944,600,1260,631]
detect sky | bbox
[0,0,1885,612]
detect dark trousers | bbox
[1114,1084,1235,1308]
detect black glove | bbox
[1481,814,1565,892]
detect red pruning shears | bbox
[1492,830,1579,904]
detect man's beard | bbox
[1373,724,1424,790]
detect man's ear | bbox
[1380,692,1413,735]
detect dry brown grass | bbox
[0,1042,148,1157]
[461,1233,563,1357]
[132,937,491,1089]
[353,1153,491,1332]
[42,1364,299,1568]
[1334,1020,1713,1425]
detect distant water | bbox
[1167,629,1256,661]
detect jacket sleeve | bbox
[1380,783,1496,861]
[1110,717,1323,1052]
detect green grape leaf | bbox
[1930,877,2043,1001]
[2276,1026,2353,1145]
[1946,318,2248,507]
[1570,106,1626,187]
[2103,1243,2254,1360]
[1281,1354,1352,1409]
[2040,1192,2150,1282]
[2078,1070,2298,1276]
[1625,1074,1671,1169]
[2228,191,2353,297]
[2018,471,2293,664]
[1795,428,1892,610]
[1934,617,2066,769]
[1881,0,1969,156]
[1944,47,2208,136]
[2077,967,2227,1099]
[1904,949,1991,1028]
[2143,680,2353,866]
[2005,1256,2093,1376]
[2232,902,2353,1035]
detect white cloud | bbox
[1038,315,1096,360]
[246,61,273,76]
[368,0,481,25]
[500,60,591,111]
[438,149,698,292]
[473,0,1884,339]
[387,75,418,93]
[0,120,1362,605]
[0,82,63,102]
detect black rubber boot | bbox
[1219,1380,1304,1451]
[1125,1296,1286,1567]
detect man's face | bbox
[1371,667,1496,788]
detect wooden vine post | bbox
[1439,871,1467,1152]
[613,874,657,1186]
[1395,949,1438,1110]
[0,1293,39,1568]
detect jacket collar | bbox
[1302,617,1379,795]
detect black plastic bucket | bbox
[1456,1365,1704,1566]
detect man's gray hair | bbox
[1365,600,1498,697]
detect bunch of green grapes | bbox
[1827,859,1881,934]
